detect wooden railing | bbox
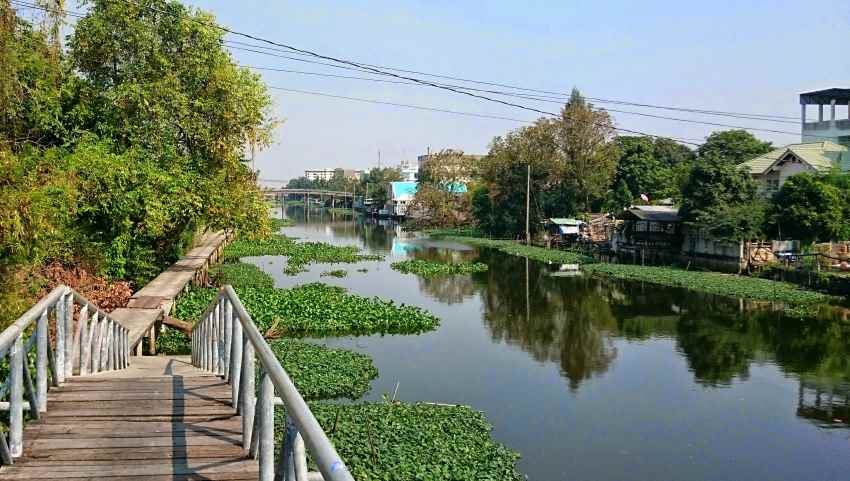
[0,285,130,463]
[191,285,354,481]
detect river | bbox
[251,205,850,481]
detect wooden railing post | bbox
[55,296,66,384]
[241,337,255,448]
[212,304,220,374]
[8,334,23,457]
[36,309,48,412]
[259,371,275,481]
[223,299,232,381]
[230,311,243,410]
[63,292,74,379]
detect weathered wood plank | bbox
[0,459,257,478]
[24,418,241,437]
[26,434,242,451]
[19,445,246,462]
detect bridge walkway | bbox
[1,355,257,480]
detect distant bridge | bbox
[264,189,357,208]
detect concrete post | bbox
[818,104,824,122]
[830,99,836,123]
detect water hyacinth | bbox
[174,283,439,336]
[582,263,832,305]
[274,402,524,481]
[269,339,377,400]
[436,235,594,264]
[210,262,275,289]
[224,235,383,274]
[391,259,488,278]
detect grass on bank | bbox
[174,283,440,336]
[224,235,383,274]
[391,259,488,278]
[276,402,523,481]
[582,263,833,305]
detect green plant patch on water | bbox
[582,263,832,305]
[391,259,488,278]
[274,402,523,481]
[269,339,377,400]
[174,283,439,336]
[224,235,383,275]
[210,262,275,289]
[320,269,348,278]
[437,235,594,264]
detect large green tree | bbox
[766,172,849,243]
[609,136,695,207]
[697,130,772,164]
[61,0,275,283]
[680,153,763,241]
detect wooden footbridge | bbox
[0,238,354,480]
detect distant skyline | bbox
[185,0,850,181]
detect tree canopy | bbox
[1,0,276,295]
[697,130,772,164]
[766,172,850,243]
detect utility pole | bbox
[525,163,531,245]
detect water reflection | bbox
[404,235,850,423]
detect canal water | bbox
[252,205,850,481]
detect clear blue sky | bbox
[186,0,850,181]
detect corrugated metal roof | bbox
[549,218,584,225]
[624,205,681,222]
[740,141,849,174]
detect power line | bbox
[269,86,537,124]
[225,39,798,122]
[242,63,813,136]
[110,0,709,146]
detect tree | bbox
[66,0,274,283]
[412,149,474,226]
[554,89,619,211]
[680,153,762,242]
[766,173,849,243]
[605,136,695,209]
[697,130,772,164]
[360,167,402,208]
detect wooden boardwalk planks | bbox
[0,355,257,480]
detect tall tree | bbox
[697,130,772,164]
[554,89,619,211]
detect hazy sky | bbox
[185,0,850,182]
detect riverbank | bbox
[424,228,837,310]
[427,229,593,264]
